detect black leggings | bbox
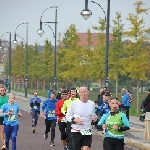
[58,121,67,140]
[67,122,73,150]
[45,119,56,142]
[104,137,124,150]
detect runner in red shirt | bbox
[56,89,68,150]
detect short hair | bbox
[33,90,38,94]
[122,88,126,91]
[71,88,76,91]
[9,93,15,99]
[51,91,56,96]
[61,89,68,94]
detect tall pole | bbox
[8,33,11,93]
[54,8,57,91]
[25,23,28,97]
[105,0,110,88]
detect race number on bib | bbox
[61,117,67,122]
[33,106,38,109]
[48,110,55,117]
[80,129,92,135]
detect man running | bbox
[56,89,68,150]
[42,91,58,146]
[0,87,8,150]
[61,88,79,150]
[30,90,41,133]
[66,86,97,150]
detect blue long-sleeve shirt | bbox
[98,111,130,139]
[42,98,58,120]
[121,93,131,107]
[97,100,110,114]
[30,97,41,112]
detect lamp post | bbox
[37,6,58,91]
[81,0,110,88]
[0,32,11,93]
[13,22,28,97]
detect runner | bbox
[42,91,58,146]
[97,97,130,150]
[0,87,8,150]
[61,88,79,150]
[30,90,41,133]
[0,93,22,150]
[56,89,68,150]
[66,86,97,150]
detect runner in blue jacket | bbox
[42,91,58,146]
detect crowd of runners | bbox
[0,83,131,150]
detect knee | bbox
[11,132,17,141]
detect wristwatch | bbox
[71,117,76,124]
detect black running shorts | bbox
[71,132,92,150]
[0,117,4,125]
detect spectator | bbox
[121,88,131,120]
[143,89,150,113]
[47,87,54,98]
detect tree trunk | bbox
[14,77,16,89]
[37,78,38,90]
[57,79,59,92]
[66,80,68,89]
[116,73,118,97]
[43,79,45,94]
[86,79,89,89]
[137,81,140,113]
[30,79,32,92]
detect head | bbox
[8,93,15,104]
[109,97,119,112]
[33,90,38,97]
[61,89,68,100]
[148,89,150,95]
[50,87,53,91]
[70,88,76,98]
[79,86,89,102]
[121,88,126,95]
[50,91,56,100]
[0,87,6,96]
[100,89,104,95]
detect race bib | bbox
[61,117,67,122]
[33,106,38,109]
[80,129,92,135]
[8,110,16,122]
[48,110,55,117]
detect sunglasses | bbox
[62,93,67,95]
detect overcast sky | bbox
[0,0,150,46]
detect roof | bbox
[59,32,113,47]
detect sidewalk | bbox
[12,90,150,150]
[10,91,134,150]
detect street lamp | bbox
[81,0,110,88]
[37,6,58,91]
[13,22,28,97]
[0,32,12,93]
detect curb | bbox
[97,131,150,150]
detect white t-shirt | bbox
[66,100,95,132]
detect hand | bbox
[18,113,22,117]
[113,125,119,130]
[42,112,45,119]
[7,110,13,116]
[74,117,84,125]
[95,104,98,108]
[92,114,98,122]
[33,99,37,102]
[102,124,106,130]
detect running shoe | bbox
[50,141,55,146]
[44,134,48,140]
[1,144,6,150]
[64,147,67,150]
[32,129,35,133]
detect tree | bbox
[90,18,106,87]
[109,12,124,97]
[122,0,150,113]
